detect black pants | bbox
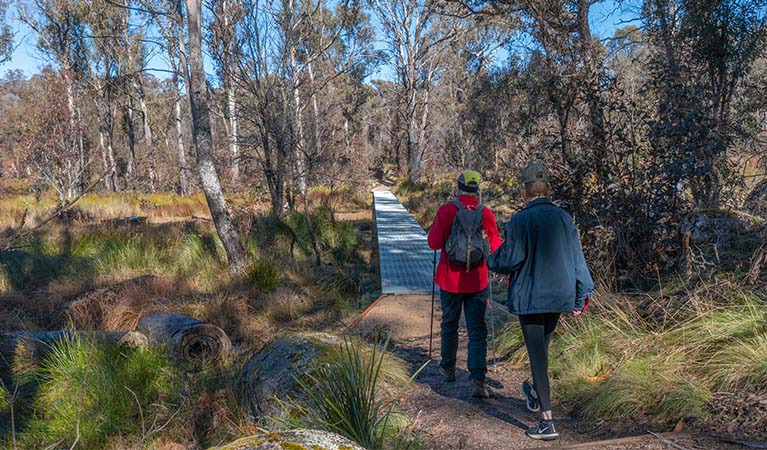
[519,313,560,412]
[440,288,488,382]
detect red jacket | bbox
[427,195,502,293]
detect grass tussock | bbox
[3,335,182,450]
[281,337,419,450]
[497,282,767,428]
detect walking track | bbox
[373,190,437,295]
[353,190,738,450]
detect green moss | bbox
[213,436,265,449]
[267,432,284,442]
[280,443,308,450]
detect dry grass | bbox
[497,282,767,431]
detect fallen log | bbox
[0,330,148,372]
[136,312,231,365]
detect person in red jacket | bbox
[427,170,502,398]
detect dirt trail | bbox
[351,294,738,450]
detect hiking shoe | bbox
[522,379,540,412]
[526,419,559,440]
[442,366,456,382]
[471,380,490,398]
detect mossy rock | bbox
[209,429,365,450]
[237,332,342,421]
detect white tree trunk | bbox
[223,0,240,180]
[291,48,307,195]
[227,84,239,180]
[185,0,247,271]
[175,90,191,196]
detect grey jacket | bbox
[487,198,593,315]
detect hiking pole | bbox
[429,250,437,360]
[488,278,498,373]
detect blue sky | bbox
[1,0,642,81]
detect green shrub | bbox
[395,178,423,195]
[703,335,767,390]
[284,207,360,263]
[246,258,279,292]
[0,249,77,291]
[15,335,181,449]
[174,233,225,279]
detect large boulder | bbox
[679,210,765,274]
[744,179,767,218]
[237,332,343,421]
[237,332,408,423]
[210,429,365,450]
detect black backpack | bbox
[445,200,490,271]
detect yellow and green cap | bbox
[457,170,481,193]
[520,161,549,184]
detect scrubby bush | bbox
[284,207,361,263]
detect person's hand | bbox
[573,310,582,317]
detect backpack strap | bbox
[453,200,485,212]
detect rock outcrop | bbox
[237,332,342,421]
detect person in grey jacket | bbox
[488,161,594,441]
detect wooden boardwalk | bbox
[373,191,438,295]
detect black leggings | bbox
[519,313,560,412]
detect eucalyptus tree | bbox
[370,0,457,185]
[17,0,93,196]
[139,0,193,196]
[644,0,767,209]
[208,0,244,181]
[184,0,248,270]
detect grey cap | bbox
[520,161,550,184]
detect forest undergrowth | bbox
[0,183,388,449]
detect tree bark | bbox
[184,0,247,270]
[135,77,156,190]
[126,99,137,178]
[136,312,232,364]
